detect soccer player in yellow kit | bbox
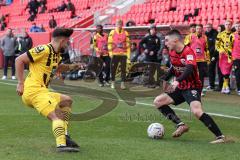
[15,28,81,152]
[215,20,233,94]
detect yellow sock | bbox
[223,79,227,88]
[223,78,229,88]
[225,78,229,88]
[61,107,71,135]
[52,120,66,147]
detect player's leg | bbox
[208,59,216,90]
[217,60,224,91]
[58,94,79,148]
[190,101,226,143]
[98,57,104,86]
[183,90,225,143]
[2,55,9,79]
[120,56,127,89]
[153,90,189,137]
[110,55,119,89]
[31,90,79,152]
[104,56,111,85]
[47,110,79,152]
[219,54,232,94]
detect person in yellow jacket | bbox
[215,20,233,94]
[184,23,196,45]
[92,24,111,87]
[108,19,131,89]
[184,24,210,96]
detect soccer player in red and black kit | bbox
[153,30,226,143]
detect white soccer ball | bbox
[147,123,164,139]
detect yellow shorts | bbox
[22,87,61,117]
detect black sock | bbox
[158,105,183,125]
[199,113,223,137]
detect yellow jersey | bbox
[25,44,62,89]
[215,30,232,61]
[108,28,131,59]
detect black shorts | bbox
[167,88,201,105]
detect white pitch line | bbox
[134,101,240,120]
[0,80,240,120]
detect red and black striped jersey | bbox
[169,46,202,90]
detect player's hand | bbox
[162,80,174,93]
[16,82,24,96]
[211,57,215,62]
[144,49,149,54]
[69,63,85,70]
[150,51,154,56]
[171,80,179,91]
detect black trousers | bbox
[197,62,208,87]
[233,59,240,91]
[3,55,15,76]
[145,62,162,85]
[111,55,127,82]
[99,56,111,83]
[208,59,224,89]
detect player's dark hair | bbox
[166,29,183,40]
[52,27,73,38]
[96,24,103,29]
[196,24,203,28]
[218,24,225,32]
[190,23,196,28]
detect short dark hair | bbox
[190,23,196,28]
[196,24,203,28]
[166,29,183,40]
[52,27,73,38]
[131,42,137,47]
[96,24,103,29]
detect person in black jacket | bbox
[205,23,218,90]
[49,15,57,29]
[139,25,161,62]
[18,31,33,55]
[139,24,161,87]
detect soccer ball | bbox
[147,123,164,139]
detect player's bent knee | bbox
[153,94,170,108]
[190,101,204,118]
[60,95,73,107]
[47,109,64,121]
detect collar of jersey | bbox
[48,43,57,54]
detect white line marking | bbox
[0,80,240,120]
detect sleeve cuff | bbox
[26,51,34,62]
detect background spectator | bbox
[66,0,76,18]
[130,42,138,62]
[17,31,33,55]
[58,1,67,12]
[30,23,42,32]
[205,23,218,90]
[25,0,40,21]
[139,24,161,88]
[1,28,17,80]
[126,20,136,27]
[39,24,46,32]
[49,15,57,29]
[39,3,47,14]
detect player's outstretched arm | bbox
[57,63,85,73]
[15,53,31,96]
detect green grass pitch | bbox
[0,79,239,160]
